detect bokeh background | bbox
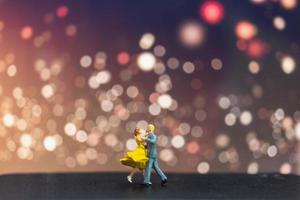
[0,0,299,175]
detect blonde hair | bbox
[148,124,155,132]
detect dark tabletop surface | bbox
[0,172,299,199]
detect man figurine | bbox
[143,124,168,186]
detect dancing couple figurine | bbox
[120,124,168,186]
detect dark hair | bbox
[134,128,141,136]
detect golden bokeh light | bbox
[139,33,155,50]
[137,52,156,71]
[281,56,296,74]
[3,113,15,127]
[179,21,205,48]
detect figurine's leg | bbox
[153,159,167,181]
[127,167,137,183]
[128,167,138,178]
[143,158,154,184]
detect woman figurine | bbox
[120,127,148,183]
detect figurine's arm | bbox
[140,135,146,141]
[146,135,156,144]
[135,134,143,143]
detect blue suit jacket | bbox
[146,132,157,158]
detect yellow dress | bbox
[120,134,148,170]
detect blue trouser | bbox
[144,157,167,183]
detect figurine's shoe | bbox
[127,176,132,183]
[141,182,152,186]
[161,179,168,187]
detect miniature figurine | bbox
[120,127,148,183]
[143,124,168,186]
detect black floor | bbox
[0,172,299,199]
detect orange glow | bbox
[149,92,159,103]
[21,26,33,40]
[247,39,268,58]
[280,0,298,10]
[187,141,200,154]
[235,21,257,40]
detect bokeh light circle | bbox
[137,52,156,71]
[235,21,257,40]
[179,21,205,48]
[197,162,210,174]
[200,0,224,25]
[281,56,296,74]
